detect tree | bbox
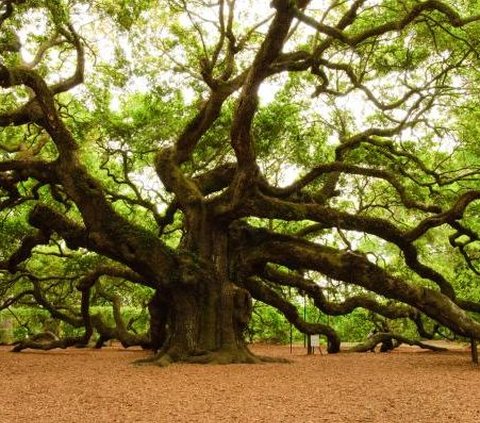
[1,0,480,365]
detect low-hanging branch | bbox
[234,224,480,339]
[90,284,150,349]
[11,334,86,353]
[237,190,480,298]
[240,276,341,353]
[262,266,418,320]
[349,332,448,353]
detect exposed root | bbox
[134,346,291,366]
[133,351,173,367]
[255,354,291,363]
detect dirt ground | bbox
[0,342,479,423]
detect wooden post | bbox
[471,337,478,365]
[289,323,293,354]
[310,334,320,355]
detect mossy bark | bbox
[143,217,263,365]
[146,280,259,365]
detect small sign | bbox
[310,334,320,347]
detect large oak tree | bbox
[2,0,480,364]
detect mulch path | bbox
[0,343,479,422]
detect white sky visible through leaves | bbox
[13,2,459,203]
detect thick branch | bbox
[1,230,51,272]
[349,332,448,353]
[11,335,85,352]
[28,204,177,286]
[241,276,340,353]
[238,227,480,339]
[294,1,480,48]
[238,194,461,297]
[228,1,296,203]
[263,266,418,320]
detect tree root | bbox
[134,346,291,367]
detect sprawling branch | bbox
[226,1,297,206]
[2,0,479,361]
[30,277,82,328]
[76,265,149,291]
[90,283,150,349]
[241,276,340,353]
[28,204,176,286]
[154,82,244,211]
[49,24,85,95]
[234,225,480,339]
[11,334,85,352]
[1,230,51,272]
[238,190,480,297]
[349,332,447,353]
[405,190,480,241]
[263,266,418,320]
[294,1,480,48]
[259,162,441,213]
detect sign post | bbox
[471,337,478,365]
[309,334,321,355]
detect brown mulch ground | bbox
[0,342,479,423]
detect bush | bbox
[0,308,52,342]
[248,303,298,344]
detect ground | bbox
[0,342,479,422]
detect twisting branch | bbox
[349,332,447,353]
[232,223,480,339]
[230,1,295,173]
[76,265,149,291]
[293,1,480,48]
[240,276,340,353]
[262,266,419,320]
[405,190,480,241]
[259,161,441,213]
[0,230,51,272]
[0,289,34,311]
[90,282,150,349]
[237,190,480,297]
[27,204,176,286]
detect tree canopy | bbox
[1,0,480,364]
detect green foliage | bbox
[95,0,157,30]
[248,302,294,344]
[247,299,406,344]
[0,305,150,343]
[0,307,52,341]
[330,310,373,342]
[2,0,480,356]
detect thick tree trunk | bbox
[146,280,258,365]
[143,218,275,365]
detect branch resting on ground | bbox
[349,332,448,353]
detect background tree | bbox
[1,0,480,364]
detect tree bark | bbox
[349,333,448,353]
[471,337,478,365]
[143,274,266,365]
[142,219,267,365]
